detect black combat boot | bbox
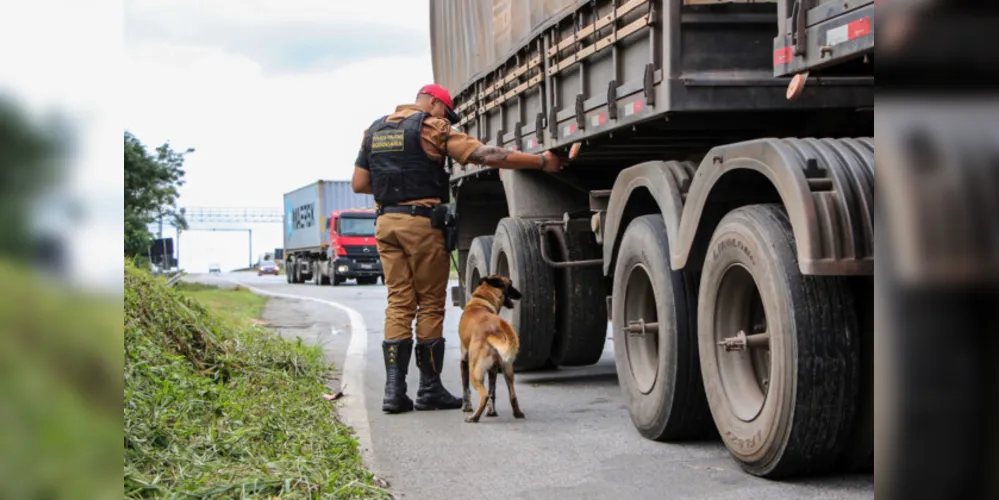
[414,337,463,410]
[382,339,414,414]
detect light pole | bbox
[177,207,186,269]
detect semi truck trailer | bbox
[282,180,382,285]
[434,0,873,479]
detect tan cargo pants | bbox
[375,213,450,342]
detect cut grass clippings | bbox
[124,262,388,499]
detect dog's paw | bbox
[464,416,480,424]
[486,410,498,418]
[513,411,526,419]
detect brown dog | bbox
[458,274,525,423]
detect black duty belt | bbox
[376,205,434,218]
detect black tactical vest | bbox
[364,112,449,205]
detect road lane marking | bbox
[221,278,377,472]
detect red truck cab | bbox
[326,208,382,285]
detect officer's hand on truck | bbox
[539,150,565,173]
[541,142,583,173]
[538,141,581,173]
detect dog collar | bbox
[471,293,500,314]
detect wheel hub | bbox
[623,264,659,395]
[626,319,658,338]
[714,264,772,422]
[718,330,771,352]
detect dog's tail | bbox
[485,331,517,365]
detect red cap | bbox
[419,84,460,122]
[419,84,453,108]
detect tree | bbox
[0,97,67,263]
[123,131,193,259]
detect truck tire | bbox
[490,218,555,371]
[612,215,712,442]
[463,235,494,305]
[548,228,607,367]
[330,265,344,286]
[313,262,323,286]
[698,204,859,478]
[286,262,293,283]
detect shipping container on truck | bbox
[282,180,381,286]
[434,0,873,481]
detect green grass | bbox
[124,262,387,499]
[176,282,267,323]
[0,260,122,500]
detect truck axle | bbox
[626,319,659,338]
[717,330,770,352]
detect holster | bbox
[430,204,448,229]
[430,204,458,252]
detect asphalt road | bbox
[188,272,873,500]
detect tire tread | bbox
[762,205,859,477]
[550,229,607,367]
[614,215,713,441]
[492,219,556,371]
[703,204,859,478]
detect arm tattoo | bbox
[467,146,511,165]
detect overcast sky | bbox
[0,0,122,291]
[123,0,440,271]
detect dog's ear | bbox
[484,276,506,290]
[503,296,515,309]
[502,282,520,309]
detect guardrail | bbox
[165,270,186,287]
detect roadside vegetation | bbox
[124,261,387,498]
[177,281,267,321]
[124,131,191,264]
[0,261,121,500]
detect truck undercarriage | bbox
[439,0,873,480]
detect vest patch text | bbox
[371,130,405,153]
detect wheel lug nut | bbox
[718,331,749,352]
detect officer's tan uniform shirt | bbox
[355,104,483,208]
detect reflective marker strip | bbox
[849,17,872,40]
[623,100,645,117]
[827,17,872,46]
[774,47,793,66]
[590,113,608,128]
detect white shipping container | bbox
[282,180,375,252]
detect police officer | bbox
[351,83,564,414]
